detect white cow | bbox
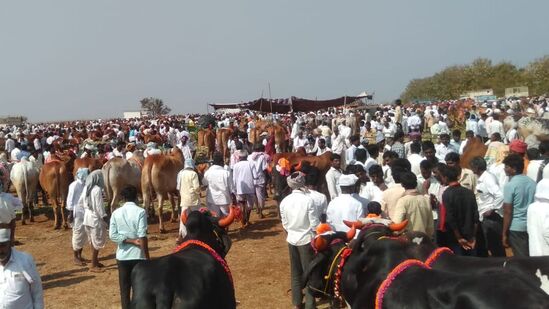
[10,158,39,224]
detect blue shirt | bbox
[109,202,148,260]
[503,175,536,232]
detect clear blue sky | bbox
[1,0,548,122]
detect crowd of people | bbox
[0,96,549,308]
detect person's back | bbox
[504,174,536,232]
[392,172,434,236]
[233,159,255,195]
[203,165,232,206]
[110,202,147,260]
[280,190,317,244]
[394,192,434,237]
[326,194,364,232]
[178,169,200,208]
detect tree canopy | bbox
[401,56,549,102]
[140,97,171,116]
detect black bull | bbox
[131,209,236,309]
[306,224,549,309]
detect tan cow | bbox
[197,128,216,159]
[73,157,103,176]
[39,160,71,229]
[102,152,144,214]
[216,127,233,163]
[141,148,184,233]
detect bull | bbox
[306,222,549,308]
[131,207,237,309]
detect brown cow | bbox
[216,128,233,163]
[290,151,333,176]
[460,137,488,169]
[102,153,144,214]
[270,123,289,153]
[39,160,71,229]
[141,148,184,233]
[197,128,216,159]
[73,157,103,176]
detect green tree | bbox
[140,97,171,116]
[524,56,549,95]
[400,56,548,102]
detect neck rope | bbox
[174,240,233,287]
[375,259,430,309]
[424,247,453,267]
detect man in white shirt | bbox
[325,154,342,201]
[304,167,328,219]
[470,157,505,257]
[66,168,89,266]
[488,114,505,142]
[345,135,360,166]
[466,116,479,138]
[527,179,549,256]
[4,135,15,160]
[177,134,194,161]
[81,170,108,271]
[477,114,488,141]
[292,131,307,152]
[315,138,331,156]
[326,174,365,232]
[232,150,257,227]
[279,172,318,309]
[435,134,457,162]
[527,141,549,182]
[203,152,233,217]
[248,146,268,218]
[0,228,44,309]
[407,141,423,176]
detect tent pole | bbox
[268,82,273,115]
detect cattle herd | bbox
[2,97,549,308]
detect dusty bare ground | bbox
[14,199,311,309]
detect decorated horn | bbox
[313,236,329,251]
[343,220,364,229]
[346,224,357,240]
[389,220,408,232]
[218,206,236,228]
[181,210,189,225]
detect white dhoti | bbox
[207,202,230,217]
[179,204,200,238]
[72,217,88,251]
[85,222,107,250]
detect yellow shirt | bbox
[393,190,434,238]
[178,169,200,207]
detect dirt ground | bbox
[13,199,310,309]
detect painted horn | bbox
[346,224,357,240]
[313,236,329,251]
[218,206,236,228]
[343,220,364,230]
[181,210,189,225]
[389,220,408,232]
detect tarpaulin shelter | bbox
[209,95,370,113]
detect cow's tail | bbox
[143,161,154,213]
[103,162,113,208]
[22,163,29,204]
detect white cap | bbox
[337,174,359,187]
[0,228,10,242]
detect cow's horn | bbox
[343,220,364,229]
[346,225,356,241]
[313,236,329,251]
[218,206,236,228]
[181,210,189,225]
[389,220,408,232]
